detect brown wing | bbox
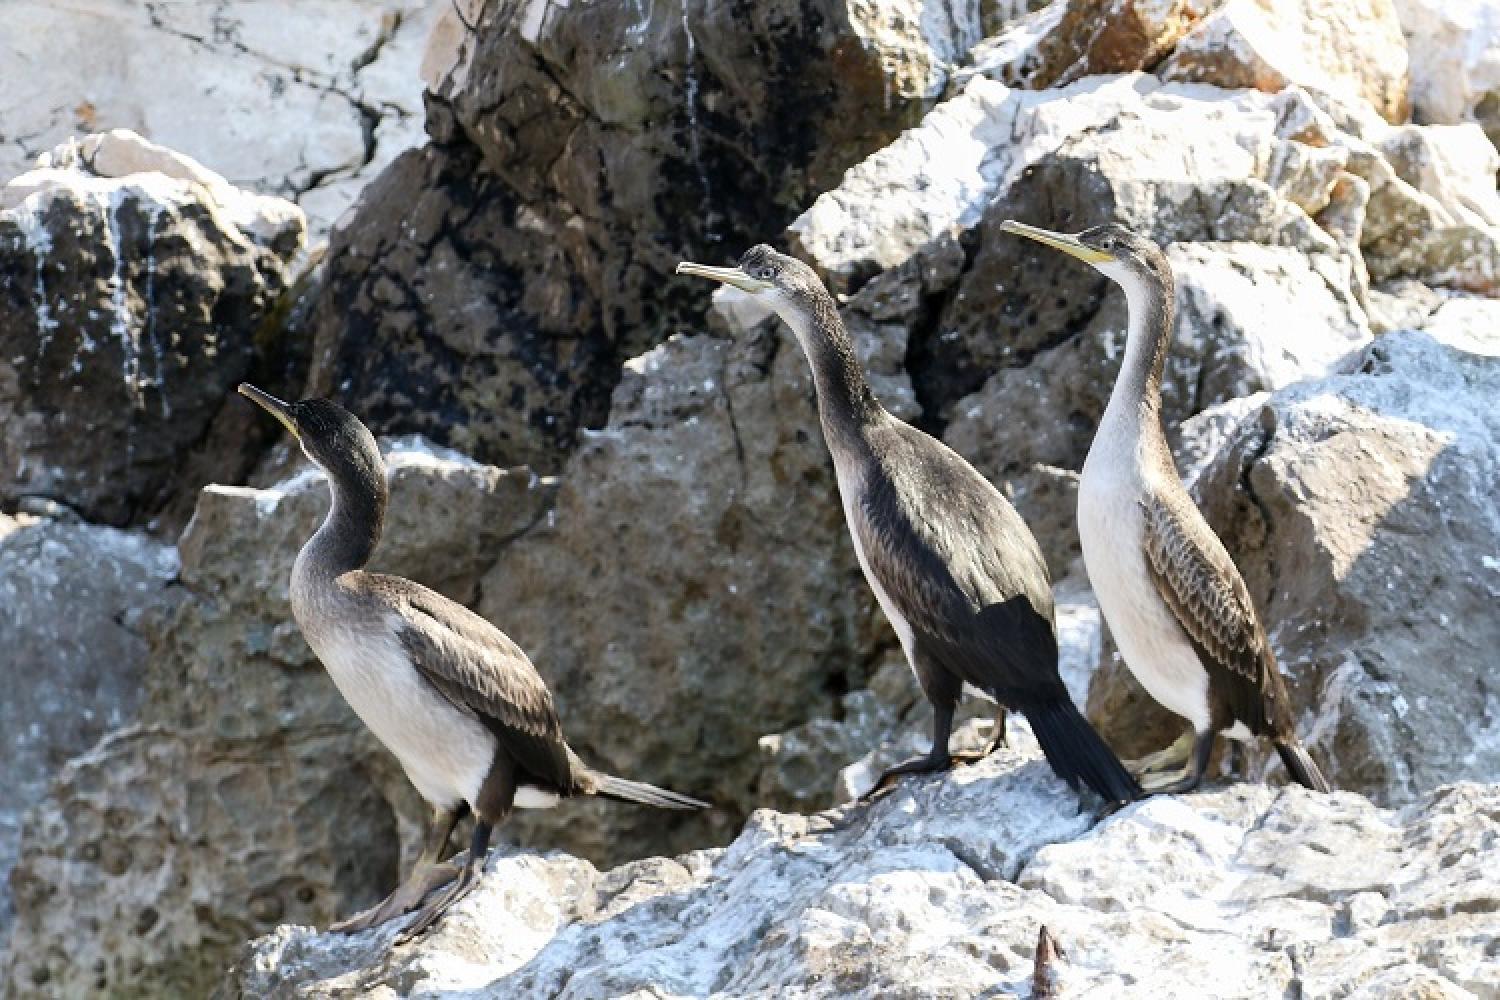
[371,575,576,792]
[1140,491,1290,736]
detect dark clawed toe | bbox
[394,866,482,944]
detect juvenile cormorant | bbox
[239,384,707,940]
[999,221,1331,794]
[676,248,1140,806]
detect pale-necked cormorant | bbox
[239,384,708,940]
[999,221,1331,794]
[676,248,1140,806]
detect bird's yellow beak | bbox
[238,383,299,440]
[1000,220,1115,264]
[676,261,773,294]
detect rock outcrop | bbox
[224,752,1500,999]
[0,130,305,527]
[1394,0,1500,148]
[0,0,437,238]
[0,513,177,930]
[301,0,989,476]
[0,439,552,999]
[477,326,887,867]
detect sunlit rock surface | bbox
[224,755,1500,999]
[0,130,305,527]
[0,0,437,239]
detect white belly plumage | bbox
[833,460,917,664]
[1079,450,1214,734]
[306,624,498,811]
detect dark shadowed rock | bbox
[0,130,305,527]
[304,0,986,475]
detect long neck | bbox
[1103,266,1174,441]
[781,293,884,440]
[302,463,386,579]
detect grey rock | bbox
[0,515,177,932]
[0,438,552,999]
[0,130,305,527]
[224,756,1500,998]
[477,327,887,867]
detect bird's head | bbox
[1000,221,1170,295]
[676,244,829,322]
[238,384,385,490]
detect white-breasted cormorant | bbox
[677,248,1140,806]
[999,221,1331,794]
[239,384,708,939]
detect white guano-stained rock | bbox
[223,754,1500,999]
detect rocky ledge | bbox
[223,742,1500,999]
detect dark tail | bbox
[1022,698,1142,804]
[1275,739,1331,793]
[591,772,710,810]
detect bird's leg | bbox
[396,757,513,943]
[859,699,956,802]
[395,819,492,943]
[1227,740,1245,777]
[1125,729,1196,779]
[951,706,1009,764]
[331,805,465,933]
[1140,730,1216,795]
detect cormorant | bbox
[238,384,707,940]
[999,221,1331,794]
[676,247,1140,806]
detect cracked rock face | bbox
[223,752,1500,998]
[0,130,305,527]
[1089,327,1500,801]
[0,0,437,240]
[304,0,987,476]
[0,438,553,999]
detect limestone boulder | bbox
[1393,0,1500,149]
[0,130,305,527]
[1160,0,1411,124]
[0,515,177,932]
[224,754,1500,998]
[476,327,887,867]
[0,0,438,239]
[0,438,551,999]
[307,0,988,476]
[1087,326,1500,803]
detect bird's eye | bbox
[756,267,776,281]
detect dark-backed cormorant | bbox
[999,221,1331,794]
[676,247,1140,806]
[239,384,707,940]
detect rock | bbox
[1028,0,1219,88]
[1160,0,1411,124]
[223,753,1500,998]
[0,515,177,931]
[0,438,553,999]
[0,0,438,239]
[1088,327,1500,802]
[476,328,887,867]
[1393,0,1500,148]
[0,130,305,527]
[306,0,988,475]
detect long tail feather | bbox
[1275,740,1331,793]
[1023,698,1142,804]
[591,772,709,810]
